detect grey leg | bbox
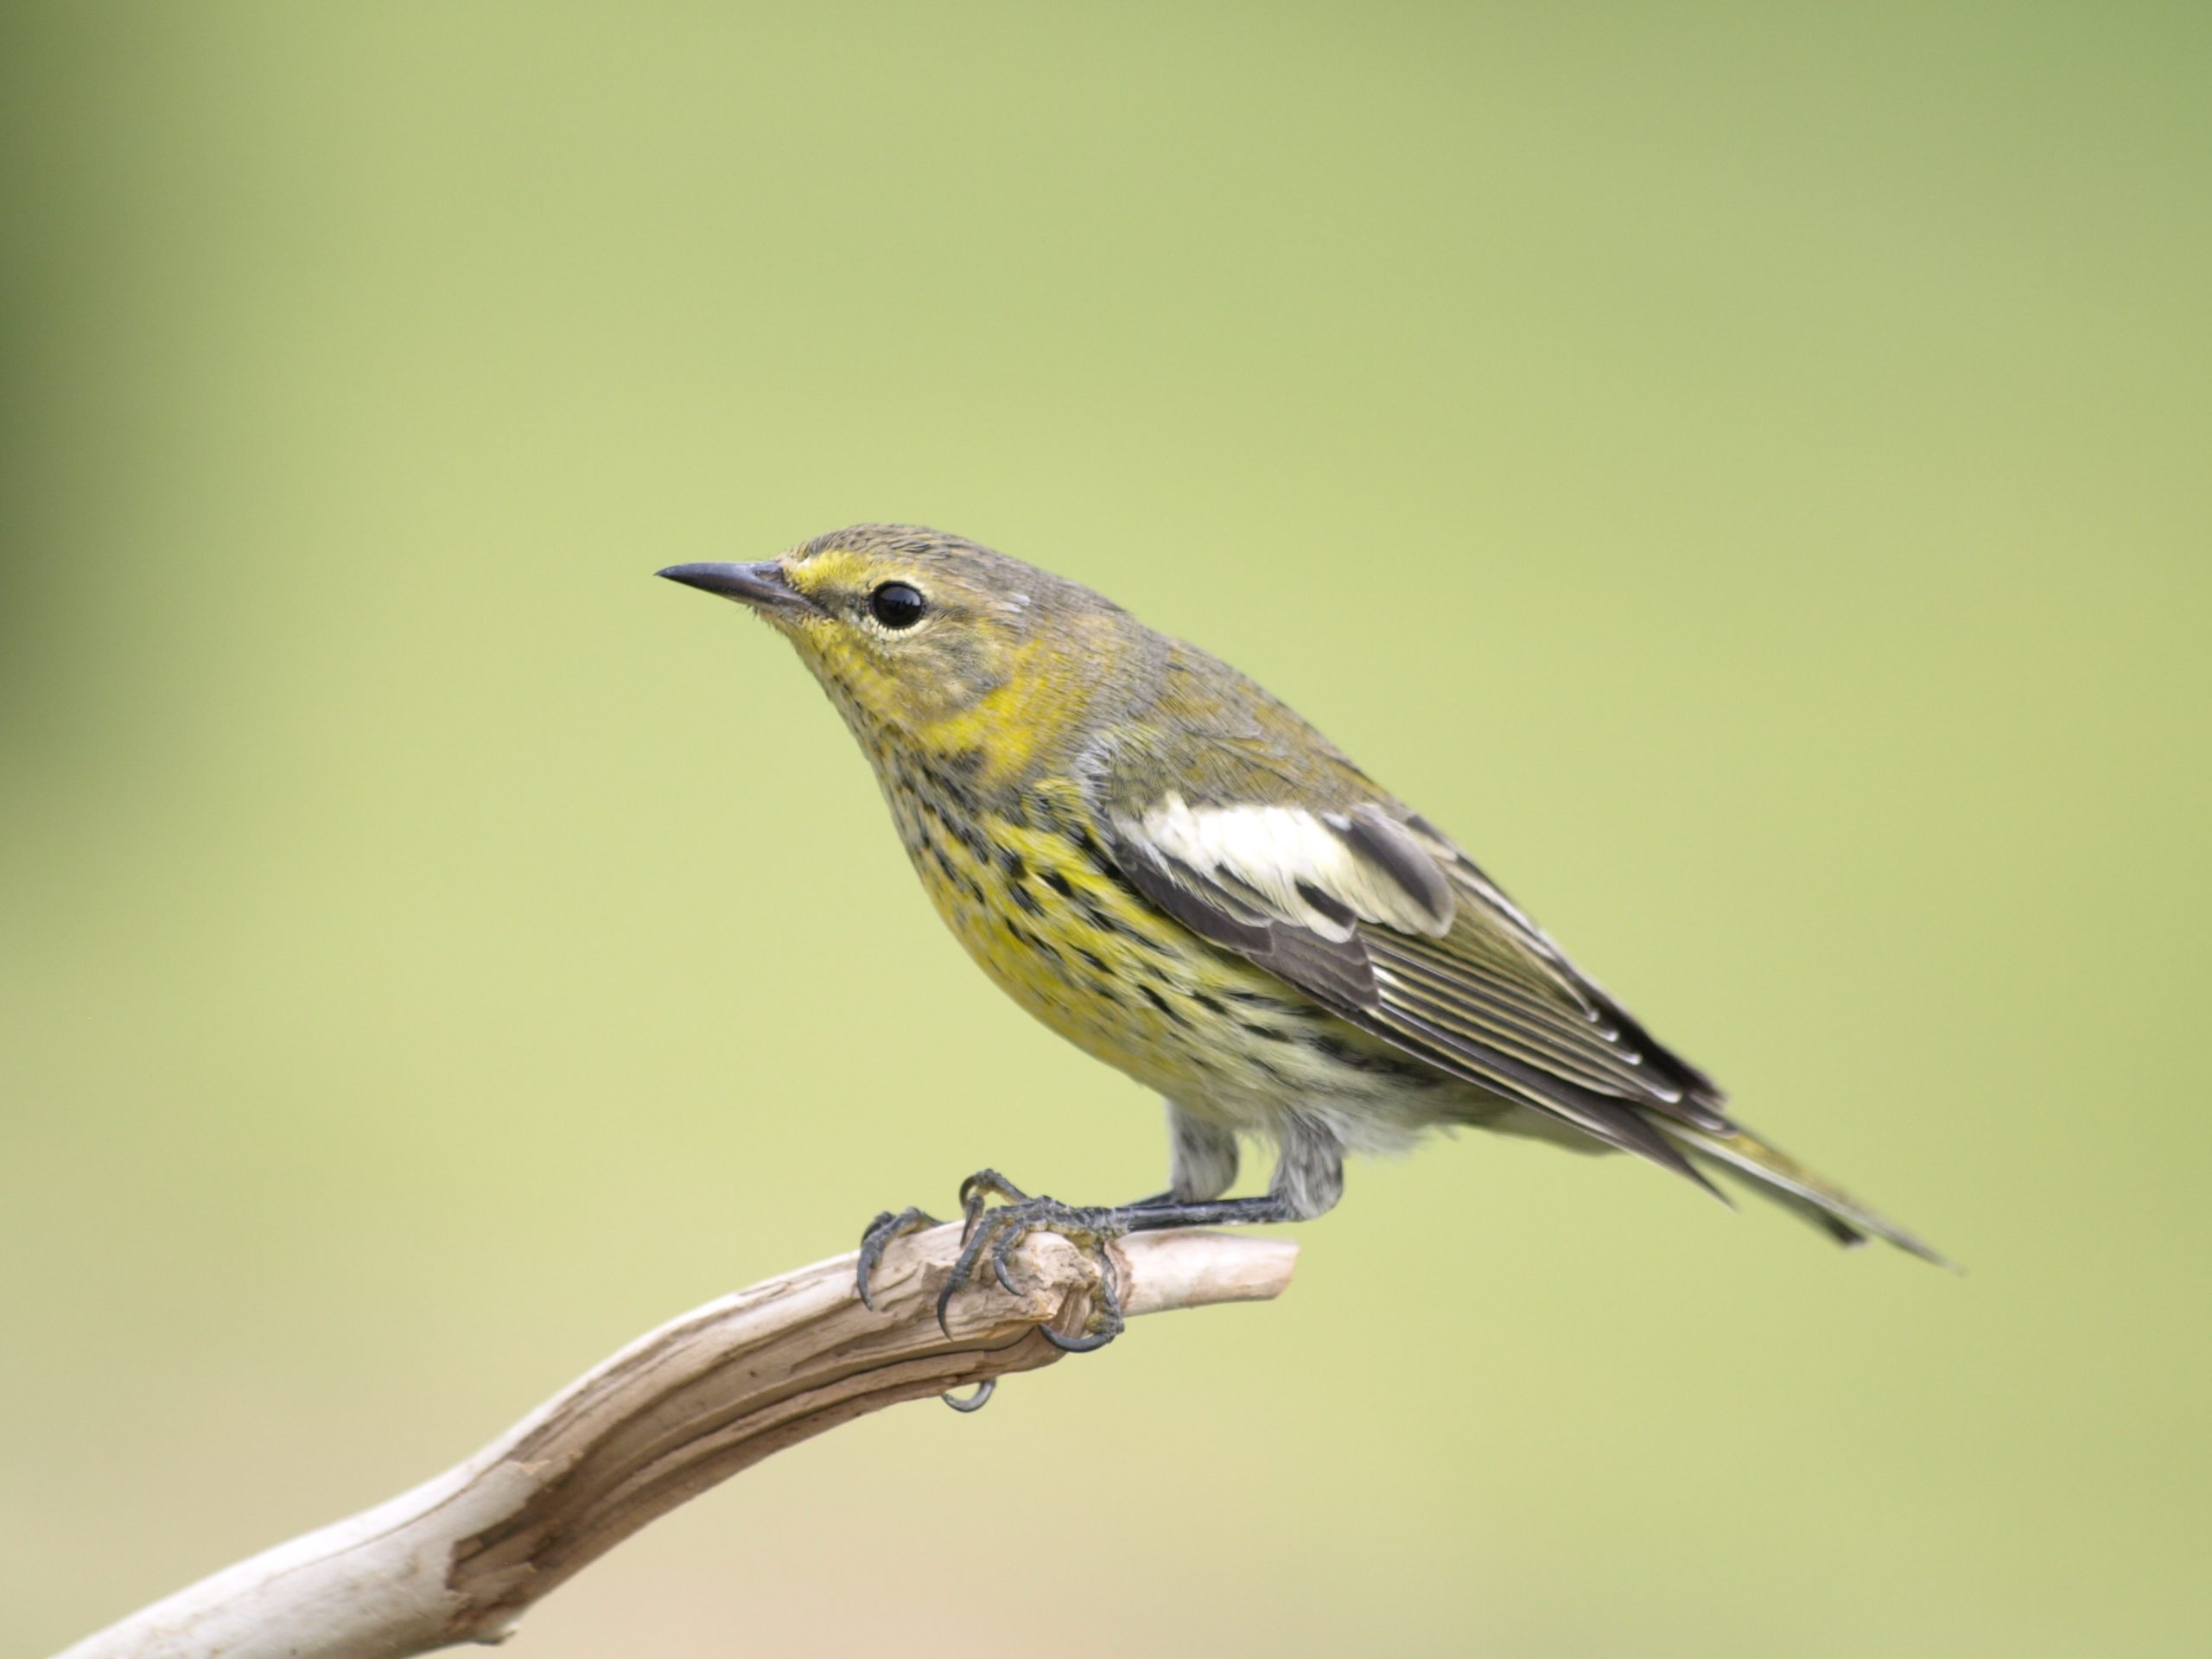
[1117,1120,1345,1231]
[1166,1100,1239,1202]
[1263,1113,1344,1221]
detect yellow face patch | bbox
[764,542,1110,785]
[779,547,882,605]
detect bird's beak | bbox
[656,560,821,615]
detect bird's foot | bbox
[942,1169,1128,1350]
[855,1205,940,1311]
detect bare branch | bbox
[56,1225,1297,1659]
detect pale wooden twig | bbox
[55,1224,1297,1659]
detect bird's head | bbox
[659,524,1141,780]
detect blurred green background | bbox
[3,3,2206,1655]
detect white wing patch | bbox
[1129,794,1454,942]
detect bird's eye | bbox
[868,582,926,630]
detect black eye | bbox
[868,582,926,629]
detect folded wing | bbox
[1093,671,1730,1186]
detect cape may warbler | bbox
[662,525,1942,1346]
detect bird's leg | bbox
[1165,1102,1239,1202]
[1118,1192,1312,1229]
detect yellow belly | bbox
[893,798,1293,1098]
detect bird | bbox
[659,524,1944,1348]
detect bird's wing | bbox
[1090,654,1729,1183]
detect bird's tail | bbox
[1657,1121,1955,1268]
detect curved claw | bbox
[936,1210,989,1336]
[1047,1242,1127,1350]
[855,1205,939,1311]
[942,1379,996,1413]
[1039,1323,1120,1353]
[991,1245,1023,1297]
[956,1167,1032,1243]
[934,1200,1029,1338]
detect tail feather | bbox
[1658,1122,1955,1269]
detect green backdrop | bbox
[3,4,2205,1655]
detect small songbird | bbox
[661,525,1942,1347]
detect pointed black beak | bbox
[656,561,819,614]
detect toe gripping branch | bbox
[942,1169,1129,1352]
[854,1173,1124,1357]
[855,1168,1306,1408]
